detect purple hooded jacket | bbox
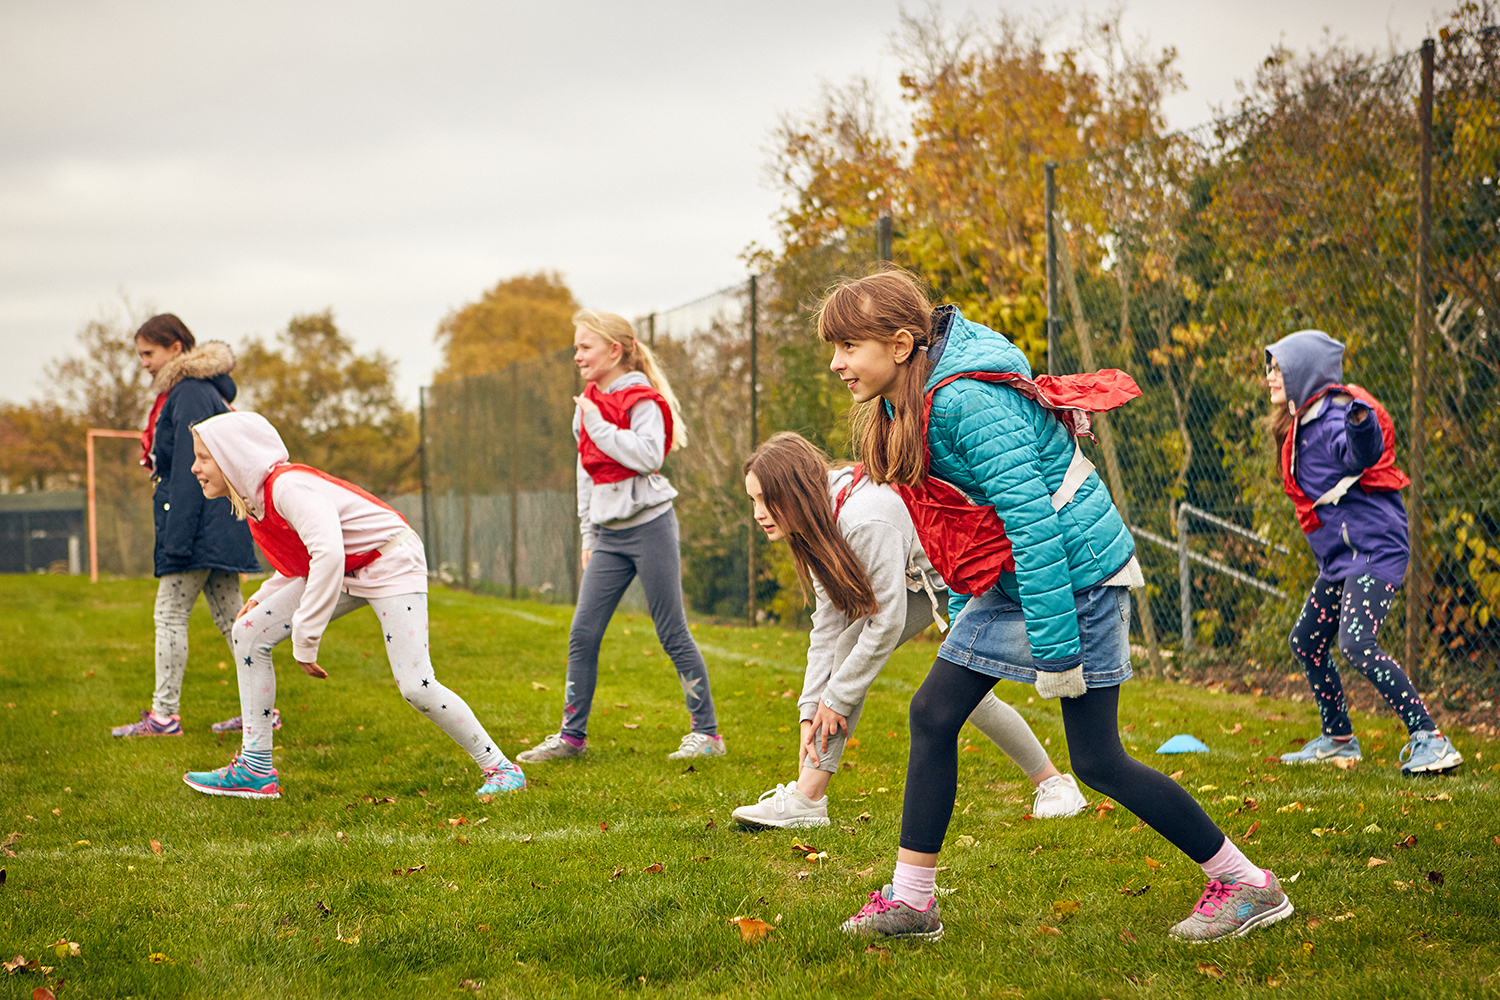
[1266,330,1409,586]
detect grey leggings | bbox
[153,569,241,717]
[563,508,716,740]
[801,588,1051,777]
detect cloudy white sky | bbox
[1,0,1438,410]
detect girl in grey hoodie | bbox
[730,432,1087,829]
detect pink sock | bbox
[1200,837,1266,887]
[891,861,937,910]
[560,733,585,749]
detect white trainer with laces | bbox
[668,731,727,760]
[731,783,830,829]
[1031,773,1088,818]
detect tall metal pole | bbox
[1178,504,1192,653]
[509,362,520,599]
[418,386,434,574]
[747,274,759,627]
[86,430,99,582]
[1045,161,1059,376]
[1407,38,1435,684]
[878,213,893,263]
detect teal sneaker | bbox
[1280,734,1361,765]
[1170,870,1293,942]
[477,761,526,796]
[839,884,944,941]
[1400,730,1462,775]
[183,756,281,800]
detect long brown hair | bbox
[816,270,935,487]
[573,308,688,450]
[136,313,196,351]
[746,432,878,619]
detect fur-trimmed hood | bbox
[149,340,237,396]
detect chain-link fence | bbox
[1045,30,1500,688]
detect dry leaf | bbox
[599,821,609,832]
[315,901,332,917]
[608,867,624,882]
[334,831,348,843]
[857,812,872,822]
[1367,857,1389,868]
[704,819,717,832]
[1244,820,1261,840]
[1196,962,1225,979]
[46,940,79,959]
[729,916,774,943]
[1034,925,1062,936]
[336,924,360,945]
[795,871,812,881]
[447,816,470,827]
[1277,802,1305,813]
[1244,798,1260,811]
[1425,792,1453,802]
[520,833,533,843]
[863,944,891,960]
[1144,857,1161,870]
[1118,883,1150,897]
[1329,757,1357,771]
[1427,870,1444,886]
[791,843,819,854]
[1168,770,1184,781]
[148,952,174,964]
[1302,941,1315,958]
[454,834,470,846]
[459,979,483,994]
[1393,834,1417,849]
[1052,900,1080,918]
[622,723,640,730]
[34,987,57,1000]
[1285,870,1302,883]
[149,839,162,855]
[1306,917,1322,929]
[854,865,875,878]
[1118,929,1137,943]
[643,862,664,874]
[531,682,548,690]
[1095,799,1115,815]
[50,809,60,817]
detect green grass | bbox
[1,576,1499,998]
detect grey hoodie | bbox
[574,371,678,549]
[1265,329,1345,411]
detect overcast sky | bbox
[0,0,1438,410]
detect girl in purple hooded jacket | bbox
[1266,329,1460,775]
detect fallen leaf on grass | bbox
[795,871,812,881]
[1330,757,1357,771]
[334,831,348,844]
[454,834,470,846]
[1196,784,1218,792]
[447,816,470,827]
[148,952,174,964]
[791,843,820,854]
[643,862,664,874]
[1302,941,1315,958]
[1277,802,1305,813]
[46,940,79,959]
[1367,857,1388,868]
[622,723,640,730]
[728,916,774,943]
[34,986,56,1000]
[392,864,426,876]
[1425,792,1453,802]
[1244,821,1261,840]
[704,819,717,832]
[50,809,60,817]
[863,944,891,960]
[459,979,483,994]
[335,925,360,945]
[1144,857,1161,871]
[1196,963,1224,979]
[1034,925,1062,936]
[531,682,548,691]
[315,901,331,917]
[954,835,976,848]
[599,822,609,832]
[1095,799,1115,816]
[1427,871,1445,886]
[1168,770,1184,781]
[1052,900,1080,918]
[854,865,875,878]
[1118,929,1137,943]
[608,867,624,882]
[1391,834,1417,848]
[1306,917,1322,929]
[1285,871,1302,883]
[149,840,162,855]
[1118,884,1150,897]
[857,812,872,822]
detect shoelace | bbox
[1191,879,1245,916]
[755,783,794,814]
[853,891,898,920]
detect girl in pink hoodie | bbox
[181,411,524,799]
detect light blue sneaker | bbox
[477,761,526,796]
[183,756,281,800]
[1399,730,1462,775]
[1280,734,1361,765]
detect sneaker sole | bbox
[182,775,280,800]
[1175,896,1295,943]
[112,730,183,738]
[841,922,945,942]
[732,814,831,830]
[1283,753,1362,764]
[1403,751,1463,774]
[667,751,727,760]
[1032,801,1088,819]
[515,752,584,764]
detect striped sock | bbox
[240,749,274,775]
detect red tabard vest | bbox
[577,381,674,485]
[1280,383,1410,533]
[249,464,408,579]
[890,369,1141,597]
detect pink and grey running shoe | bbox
[183,755,280,800]
[839,885,944,941]
[210,709,282,733]
[1170,870,1293,942]
[111,709,182,738]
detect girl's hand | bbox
[809,703,849,754]
[236,598,260,619]
[573,394,599,415]
[297,659,329,679]
[799,720,816,769]
[581,549,592,570]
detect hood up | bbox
[150,340,238,398]
[192,411,289,520]
[925,307,1033,391]
[1265,329,1344,411]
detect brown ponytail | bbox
[746,432,879,620]
[135,314,196,352]
[816,270,935,487]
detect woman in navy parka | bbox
[110,314,263,738]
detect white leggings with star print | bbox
[232,583,506,770]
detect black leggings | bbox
[899,657,1226,863]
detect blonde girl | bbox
[518,310,723,764]
[731,432,1087,829]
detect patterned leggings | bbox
[153,569,242,717]
[1289,574,1435,737]
[233,585,506,770]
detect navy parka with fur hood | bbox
[148,342,260,577]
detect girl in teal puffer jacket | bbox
[824,271,1289,945]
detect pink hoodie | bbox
[194,411,426,662]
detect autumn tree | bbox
[434,272,579,382]
[236,310,419,494]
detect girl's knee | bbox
[908,686,965,742]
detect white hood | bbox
[192,411,288,520]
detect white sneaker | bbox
[667,731,727,760]
[731,783,830,829]
[1031,773,1088,819]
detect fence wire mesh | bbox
[1048,31,1500,689]
[92,435,155,579]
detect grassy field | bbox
[1,576,1498,998]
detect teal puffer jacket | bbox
[925,309,1135,672]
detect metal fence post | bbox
[1407,37,1435,686]
[508,362,520,599]
[1045,161,1058,375]
[747,274,759,627]
[878,213,893,262]
[418,386,435,573]
[1178,503,1192,653]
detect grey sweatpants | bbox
[801,587,1051,777]
[152,569,242,717]
[562,508,716,740]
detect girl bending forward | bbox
[823,272,1290,944]
[182,411,524,799]
[1266,330,1460,774]
[519,310,722,764]
[731,432,1087,829]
